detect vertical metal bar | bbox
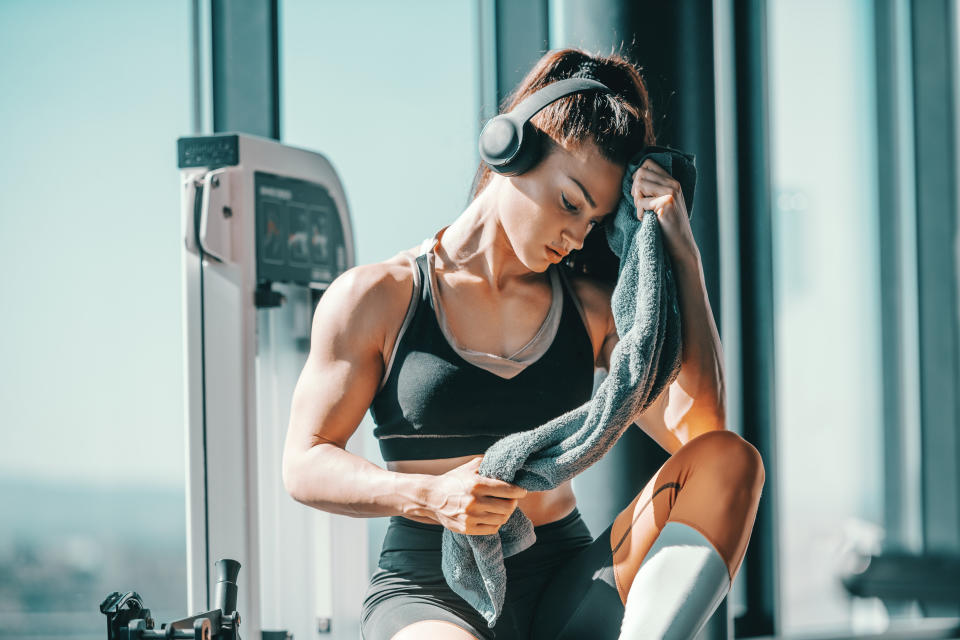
[494,0,550,103]
[910,0,960,618]
[674,0,722,345]
[190,0,202,135]
[874,0,926,619]
[211,0,280,139]
[892,0,925,558]
[731,0,779,635]
[874,0,925,553]
[477,0,499,125]
[190,0,213,135]
[714,0,744,635]
[547,0,629,54]
[874,0,905,550]
[472,0,501,214]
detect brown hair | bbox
[468,48,658,284]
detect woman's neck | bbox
[436,185,544,293]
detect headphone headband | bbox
[510,77,612,125]
[478,76,615,176]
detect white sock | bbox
[618,521,731,640]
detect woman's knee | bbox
[684,430,765,488]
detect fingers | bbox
[634,193,674,216]
[639,158,670,178]
[451,503,516,535]
[474,496,519,516]
[476,476,528,499]
[468,458,528,499]
[632,165,681,202]
[467,522,503,535]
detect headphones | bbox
[478,77,615,176]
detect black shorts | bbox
[360,507,626,639]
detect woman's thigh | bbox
[361,518,494,640]
[386,618,483,640]
[361,565,494,640]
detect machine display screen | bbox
[254,171,348,286]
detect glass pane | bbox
[281,0,481,267]
[280,0,482,575]
[0,1,192,637]
[767,0,890,635]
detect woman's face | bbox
[496,138,625,272]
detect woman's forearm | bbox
[284,443,440,524]
[669,249,727,435]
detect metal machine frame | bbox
[179,132,365,639]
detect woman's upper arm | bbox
[282,261,410,485]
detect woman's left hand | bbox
[630,158,699,267]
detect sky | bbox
[0,0,193,489]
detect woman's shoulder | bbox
[331,244,422,317]
[313,244,425,364]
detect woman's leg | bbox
[389,620,481,640]
[609,429,764,600]
[528,429,764,639]
[361,517,495,640]
[361,575,494,640]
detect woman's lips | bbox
[546,246,564,262]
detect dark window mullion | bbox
[732,0,779,636]
[910,0,960,618]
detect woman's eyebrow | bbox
[567,175,597,209]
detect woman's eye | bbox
[561,193,579,212]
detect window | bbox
[766,0,922,633]
[0,2,192,636]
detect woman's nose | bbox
[562,224,590,251]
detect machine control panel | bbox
[255,171,348,287]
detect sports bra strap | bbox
[418,235,434,256]
[378,252,422,392]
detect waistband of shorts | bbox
[387,506,583,534]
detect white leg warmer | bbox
[618,521,731,640]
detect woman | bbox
[282,48,764,639]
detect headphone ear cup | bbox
[479,115,521,170]
[491,122,544,176]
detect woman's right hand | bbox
[425,457,528,535]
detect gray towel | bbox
[440,145,698,628]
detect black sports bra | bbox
[368,235,596,461]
